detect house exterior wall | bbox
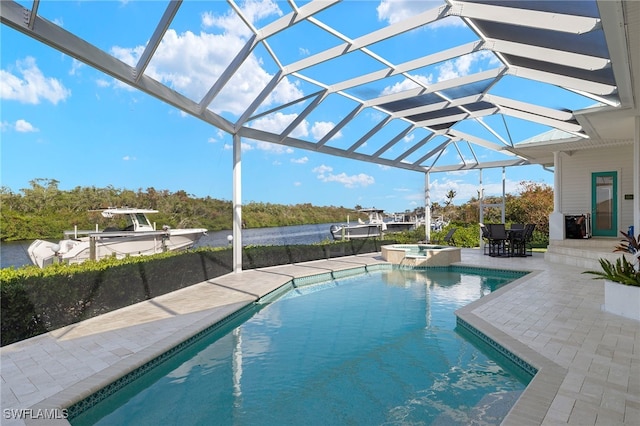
[560,144,635,235]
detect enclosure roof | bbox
[2,0,638,173]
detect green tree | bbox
[506,181,553,236]
[444,189,456,221]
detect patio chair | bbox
[509,227,527,257]
[523,223,536,256]
[510,223,536,257]
[480,223,491,255]
[486,224,509,256]
[432,227,457,246]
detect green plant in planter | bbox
[583,231,640,286]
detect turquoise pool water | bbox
[71,267,532,425]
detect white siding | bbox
[560,145,635,233]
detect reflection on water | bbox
[1,223,335,268]
[71,268,530,426]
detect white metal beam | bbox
[331,41,484,93]
[391,94,483,119]
[367,68,504,108]
[283,4,448,74]
[485,38,610,71]
[484,94,575,121]
[507,66,617,95]
[448,0,601,34]
[135,0,181,82]
[232,134,243,273]
[498,106,583,134]
[256,0,340,41]
[447,129,509,153]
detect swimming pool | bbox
[70,266,532,425]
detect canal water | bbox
[1,223,336,269]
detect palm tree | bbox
[444,190,456,221]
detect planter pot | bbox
[604,280,640,321]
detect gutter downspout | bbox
[634,116,640,239]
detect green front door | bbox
[591,171,618,237]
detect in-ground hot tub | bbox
[382,244,462,267]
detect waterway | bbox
[0,223,336,269]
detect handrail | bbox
[63,230,169,239]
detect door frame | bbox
[591,171,618,237]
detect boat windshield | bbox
[135,213,151,228]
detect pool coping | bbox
[27,260,543,425]
[454,266,568,425]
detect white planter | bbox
[604,280,640,321]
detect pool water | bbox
[71,267,531,425]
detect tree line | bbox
[0,178,553,243]
[0,179,362,241]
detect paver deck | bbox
[1,250,638,425]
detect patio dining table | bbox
[485,224,528,257]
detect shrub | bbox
[0,240,392,346]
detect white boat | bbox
[329,208,417,240]
[386,212,419,233]
[27,208,207,268]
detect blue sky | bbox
[0,0,560,213]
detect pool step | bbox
[430,391,523,425]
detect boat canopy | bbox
[100,208,159,218]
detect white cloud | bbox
[377,0,463,28]
[250,112,308,137]
[207,129,226,143]
[421,176,521,205]
[223,141,255,152]
[123,155,137,161]
[0,57,71,105]
[312,164,333,174]
[202,0,281,36]
[436,51,499,82]
[381,73,432,95]
[381,51,497,97]
[96,79,110,88]
[250,140,293,154]
[311,121,342,141]
[69,59,84,76]
[15,119,38,133]
[109,1,300,117]
[312,164,375,189]
[293,181,302,186]
[377,0,438,24]
[291,156,308,164]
